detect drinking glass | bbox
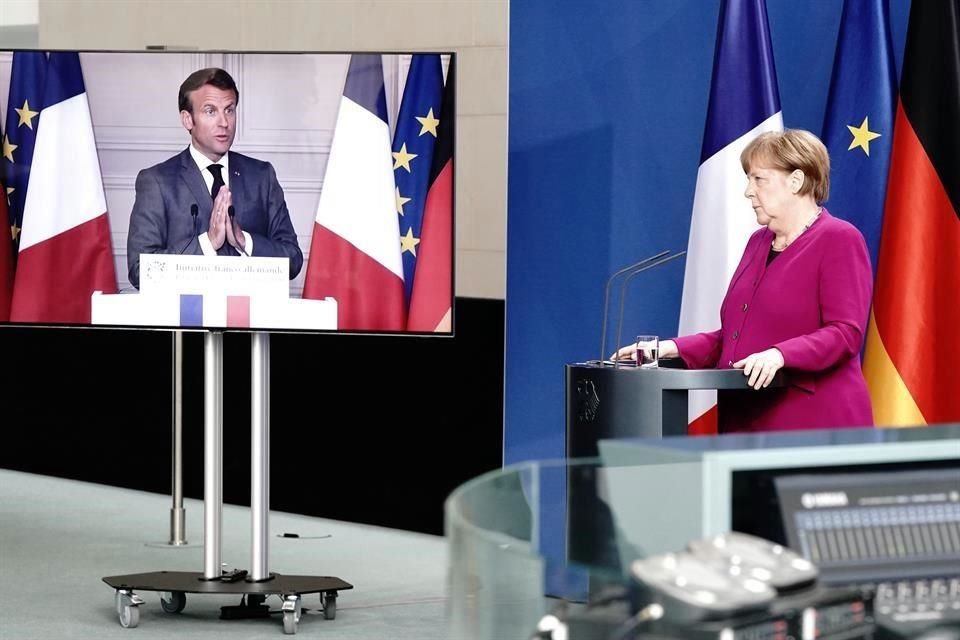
[635,335,659,369]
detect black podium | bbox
[565,360,785,458]
[564,361,786,571]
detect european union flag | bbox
[3,51,48,253]
[391,55,444,306]
[821,0,897,273]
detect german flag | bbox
[863,0,960,426]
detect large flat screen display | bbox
[0,51,454,334]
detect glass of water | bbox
[635,335,659,369]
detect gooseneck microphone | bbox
[599,251,670,364]
[612,250,687,368]
[177,204,200,254]
[227,205,250,256]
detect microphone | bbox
[177,204,200,255]
[612,251,687,368]
[599,251,670,364]
[227,205,250,256]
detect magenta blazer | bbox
[674,209,874,433]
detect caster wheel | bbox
[322,592,337,620]
[115,591,141,629]
[114,590,145,629]
[118,602,140,628]
[160,590,186,614]
[282,595,301,635]
[282,609,298,634]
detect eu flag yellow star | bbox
[415,108,440,137]
[400,227,420,256]
[392,143,418,172]
[395,187,412,216]
[2,135,18,163]
[847,116,882,156]
[15,99,40,129]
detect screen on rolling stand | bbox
[0,50,455,335]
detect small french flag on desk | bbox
[226,296,250,327]
[179,294,203,327]
[178,294,250,328]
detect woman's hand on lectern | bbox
[733,348,784,390]
[611,343,637,362]
[612,339,678,362]
[659,340,678,359]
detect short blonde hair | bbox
[740,129,830,204]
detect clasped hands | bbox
[207,187,246,253]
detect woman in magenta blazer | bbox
[618,130,874,433]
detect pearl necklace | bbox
[772,208,822,251]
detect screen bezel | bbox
[0,48,456,336]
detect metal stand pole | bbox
[169,331,188,546]
[250,332,270,581]
[203,332,224,579]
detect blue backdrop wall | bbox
[505,0,911,464]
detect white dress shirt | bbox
[189,144,252,256]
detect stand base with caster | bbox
[102,332,349,635]
[104,571,351,634]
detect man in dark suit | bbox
[127,68,303,288]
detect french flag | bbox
[302,54,406,331]
[677,0,783,434]
[11,52,117,324]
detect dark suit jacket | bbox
[674,210,874,433]
[127,148,303,288]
